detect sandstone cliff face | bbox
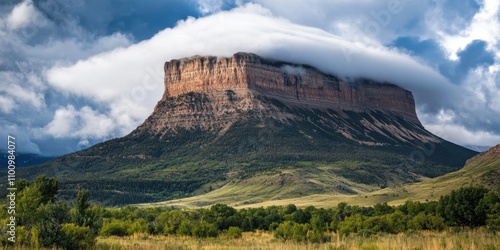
[163,52,417,122]
[137,52,437,145]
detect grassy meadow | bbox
[96,229,499,250]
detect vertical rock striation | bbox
[137,52,435,145]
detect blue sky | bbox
[1,0,499,156]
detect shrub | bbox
[60,223,95,250]
[486,202,500,232]
[307,229,330,243]
[225,226,242,239]
[128,218,148,234]
[176,221,192,236]
[439,186,489,227]
[275,221,310,242]
[191,221,218,238]
[100,219,130,236]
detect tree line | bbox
[1,176,499,249]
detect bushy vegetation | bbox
[0,176,97,249]
[1,176,498,249]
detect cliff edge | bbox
[163,52,418,123]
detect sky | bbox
[0,0,499,156]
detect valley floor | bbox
[96,229,499,250]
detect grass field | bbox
[96,229,499,250]
[136,145,499,209]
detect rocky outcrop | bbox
[137,52,436,145]
[163,52,418,123]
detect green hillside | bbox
[9,94,476,206]
[140,145,497,209]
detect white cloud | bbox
[425,123,500,147]
[6,0,44,30]
[25,33,132,63]
[43,4,465,148]
[46,3,457,114]
[0,96,15,114]
[40,105,115,141]
[197,0,224,15]
[251,0,430,43]
[42,105,78,138]
[420,64,500,147]
[0,72,45,109]
[436,0,500,60]
[2,1,499,154]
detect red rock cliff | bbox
[163,52,419,124]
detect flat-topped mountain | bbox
[137,52,431,146]
[163,52,416,120]
[17,52,476,206]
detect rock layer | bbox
[137,52,435,145]
[163,52,418,123]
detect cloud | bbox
[38,105,115,141]
[44,4,461,146]
[197,0,224,15]
[281,65,305,76]
[32,0,201,41]
[0,123,41,154]
[425,123,500,147]
[247,0,432,43]
[46,4,458,107]
[6,0,44,30]
[436,0,500,60]
[1,0,499,155]
[0,96,15,114]
[0,72,45,110]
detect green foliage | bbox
[33,175,58,204]
[100,218,130,236]
[176,221,193,236]
[0,177,97,249]
[486,202,500,231]
[60,224,95,250]
[154,210,186,235]
[438,186,490,227]
[225,226,242,239]
[275,221,310,242]
[483,189,500,231]
[407,212,445,231]
[2,176,499,247]
[191,221,218,238]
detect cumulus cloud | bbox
[1,0,499,155]
[6,0,44,30]
[0,72,45,110]
[0,0,134,155]
[46,4,458,113]
[39,105,115,141]
[0,96,15,114]
[436,0,500,60]
[43,3,500,150]
[248,0,431,43]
